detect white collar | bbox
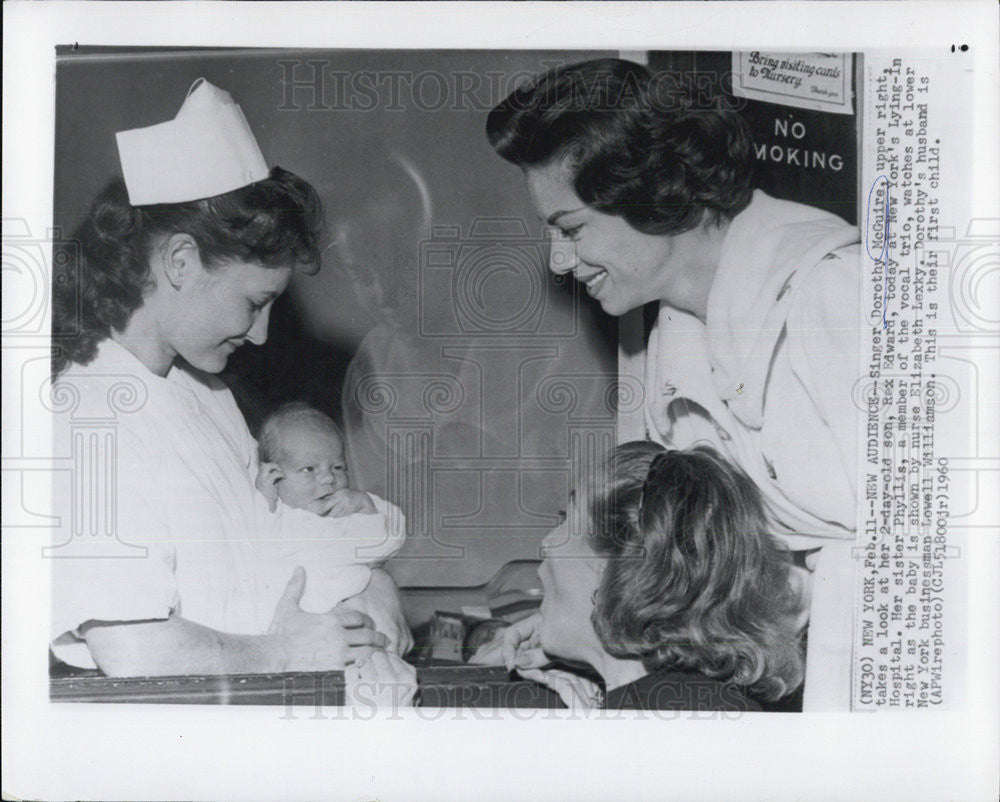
[76,337,208,410]
[704,191,859,428]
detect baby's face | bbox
[273,425,350,509]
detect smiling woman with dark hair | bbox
[487,57,755,237]
[487,57,862,709]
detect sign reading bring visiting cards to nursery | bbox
[733,51,853,114]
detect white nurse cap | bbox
[115,78,269,206]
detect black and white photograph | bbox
[3,3,998,801]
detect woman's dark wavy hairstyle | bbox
[486,58,754,235]
[586,441,804,702]
[51,166,323,376]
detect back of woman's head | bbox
[486,58,754,235]
[588,442,804,702]
[52,167,323,376]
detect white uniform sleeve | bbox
[50,434,180,668]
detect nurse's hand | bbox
[345,651,418,710]
[269,566,390,671]
[343,569,414,657]
[500,611,547,672]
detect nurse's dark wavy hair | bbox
[586,442,804,702]
[51,167,323,376]
[486,58,754,235]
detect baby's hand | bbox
[255,463,283,513]
[309,488,377,518]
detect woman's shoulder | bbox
[605,669,763,713]
[50,339,159,430]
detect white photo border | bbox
[3,3,998,801]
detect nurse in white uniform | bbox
[486,59,863,709]
[49,79,408,677]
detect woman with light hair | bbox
[368,441,805,711]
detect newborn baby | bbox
[257,402,377,518]
[253,402,407,652]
